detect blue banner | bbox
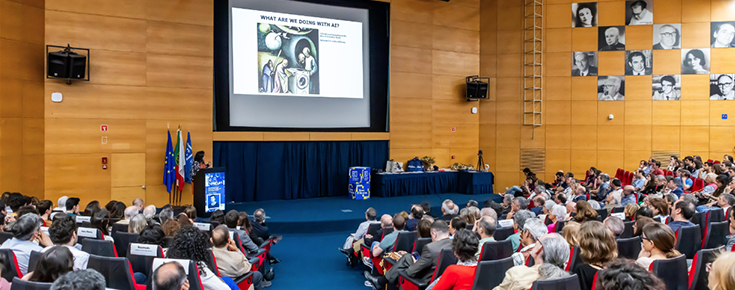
[205,171,226,213]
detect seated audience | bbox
[211,225,268,289]
[364,214,392,246]
[82,201,100,217]
[0,213,52,275]
[603,179,622,209]
[596,258,665,290]
[139,224,166,247]
[506,210,535,252]
[635,206,654,220]
[665,177,684,198]
[210,210,225,225]
[620,186,637,207]
[166,226,239,290]
[441,199,459,221]
[50,269,107,290]
[493,233,570,290]
[603,216,624,237]
[184,206,201,223]
[371,214,406,258]
[588,200,601,210]
[647,198,670,222]
[449,217,466,237]
[132,198,145,213]
[159,206,174,225]
[511,219,547,266]
[44,215,89,270]
[16,205,39,219]
[54,196,68,212]
[574,221,618,290]
[573,186,588,202]
[429,229,479,290]
[633,216,655,237]
[90,208,113,242]
[109,202,126,220]
[475,216,497,259]
[37,200,53,225]
[116,206,140,225]
[572,200,598,223]
[417,219,433,238]
[65,198,80,218]
[25,245,74,282]
[143,205,157,223]
[531,196,545,215]
[668,200,696,234]
[129,214,147,234]
[637,222,681,269]
[727,208,735,250]
[624,203,639,221]
[561,221,581,247]
[632,170,646,191]
[709,252,735,290]
[251,208,273,240]
[547,205,567,233]
[406,205,423,231]
[162,219,181,237]
[153,262,190,290]
[506,197,529,220]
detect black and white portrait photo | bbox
[598,76,625,101]
[652,75,681,100]
[681,49,710,75]
[599,26,626,51]
[626,0,653,25]
[711,22,735,48]
[710,74,735,100]
[572,51,598,76]
[572,3,597,28]
[625,50,653,76]
[653,24,681,50]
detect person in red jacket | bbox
[430,229,479,290]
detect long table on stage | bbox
[371,171,494,198]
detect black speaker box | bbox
[68,53,86,79]
[466,80,488,99]
[47,51,69,78]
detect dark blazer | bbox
[601,42,625,51]
[441,214,456,222]
[625,68,652,76]
[572,66,598,76]
[653,43,679,50]
[406,238,453,283]
[405,218,420,232]
[251,221,270,240]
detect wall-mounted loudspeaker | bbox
[47,44,89,84]
[466,75,489,101]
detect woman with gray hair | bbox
[128,214,147,234]
[494,233,571,290]
[547,205,567,233]
[0,213,53,275]
[511,219,548,266]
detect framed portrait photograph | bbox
[625,50,653,76]
[711,22,735,48]
[625,0,653,25]
[653,24,681,50]
[598,76,625,101]
[710,74,735,100]
[572,3,598,28]
[599,26,626,51]
[652,75,681,100]
[572,51,598,76]
[681,48,710,75]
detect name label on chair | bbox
[130,243,158,257]
[498,219,514,228]
[75,216,91,223]
[40,227,49,235]
[77,227,98,238]
[611,213,625,220]
[193,223,211,231]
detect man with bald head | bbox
[210,225,267,288]
[153,262,189,290]
[621,185,637,207]
[441,199,458,221]
[601,26,625,51]
[712,22,735,48]
[364,214,392,246]
[132,198,145,214]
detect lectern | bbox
[193,167,226,218]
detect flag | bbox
[163,130,175,193]
[173,129,185,188]
[185,131,193,183]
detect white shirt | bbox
[608,189,623,205]
[0,238,42,275]
[198,263,231,290]
[629,10,653,25]
[41,244,89,271]
[355,221,379,241]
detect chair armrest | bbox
[260,240,272,249]
[233,272,253,284]
[398,269,428,288]
[384,256,397,266]
[248,257,260,265]
[247,248,266,258]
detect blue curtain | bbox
[213,141,389,202]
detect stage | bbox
[225,192,503,234]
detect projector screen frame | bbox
[214,0,390,132]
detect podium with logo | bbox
[193,167,226,218]
[349,167,371,200]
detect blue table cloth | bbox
[372,171,494,198]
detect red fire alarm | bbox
[102,157,108,169]
[101,125,108,132]
[451,155,456,159]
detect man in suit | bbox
[600,27,625,51]
[653,75,681,100]
[251,208,270,240]
[440,199,458,221]
[364,220,453,290]
[571,52,598,76]
[210,225,269,288]
[625,51,652,76]
[711,74,735,100]
[653,25,680,50]
[404,205,423,232]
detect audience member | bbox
[109,202,126,219]
[364,214,392,246]
[429,229,479,290]
[475,216,497,259]
[153,262,190,290]
[0,213,52,275]
[210,210,225,225]
[624,203,639,221]
[116,206,139,225]
[573,200,598,223]
[709,252,735,290]
[511,219,547,266]
[506,210,535,252]
[82,201,100,217]
[50,269,106,290]
[668,200,696,234]
[90,208,113,242]
[547,205,567,233]
[162,219,181,237]
[506,197,529,220]
[44,215,89,270]
[449,217,466,237]
[493,233,570,290]
[143,205,157,222]
[25,245,74,283]
[574,221,618,290]
[184,206,199,223]
[251,208,272,240]
[727,207,735,250]
[620,186,637,208]
[596,258,665,290]
[636,222,681,269]
[166,226,238,290]
[139,224,166,247]
[65,198,80,218]
[54,196,69,212]
[16,205,38,219]
[129,214,147,234]
[371,214,406,258]
[635,206,654,220]
[38,200,53,225]
[441,200,458,221]
[159,206,174,225]
[562,221,581,247]
[132,198,145,213]
[211,225,268,289]
[406,205,423,231]
[603,216,624,237]
[633,216,655,237]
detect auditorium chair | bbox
[28,251,41,273]
[617,237,642,260]
[674,225,702,259]
[706,209,725,225]
[493,227,515,241]
[86,255,144,290]
[0,232,13,245]
[412,238,431,253]
[398,249,457,290]
[544,215,553,226]
[595,209,608,221]
[626,173,634,186]
[565,246,581,271]
[82,239,118,257]
[230,231,247,254]
[688,246,725,290]
[554,220,566,233]
[112,232,139,258]
[392,232,417,253]
[247,248,267,273]
[691,211,707,237]
[615,169,624,180]
[366,223,382,238]
[650,255,688,290]
[127,243,164,282]
[76,227,103,245]
[702,221,729,249]
[147,258,204,290]
[690,179,704,193]
[10,278,51,290]
[0,249,21,282]
[111,223,128,234]
[478,239,512,261]
[205,249,255,290]
[530,274,582,290]
[471,257,513,290]
[525,255,535,267]
[620,221,634,238]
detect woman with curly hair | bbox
[430,229,479,290]
[166,226,238,290]
[596,258,665,290]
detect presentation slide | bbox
[205,172,226,213]
[232,8,364,99]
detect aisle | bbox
[267,232,368,290]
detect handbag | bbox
[406,157,424,172]
[385,160,404,173]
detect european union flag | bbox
[163,130,176,192]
